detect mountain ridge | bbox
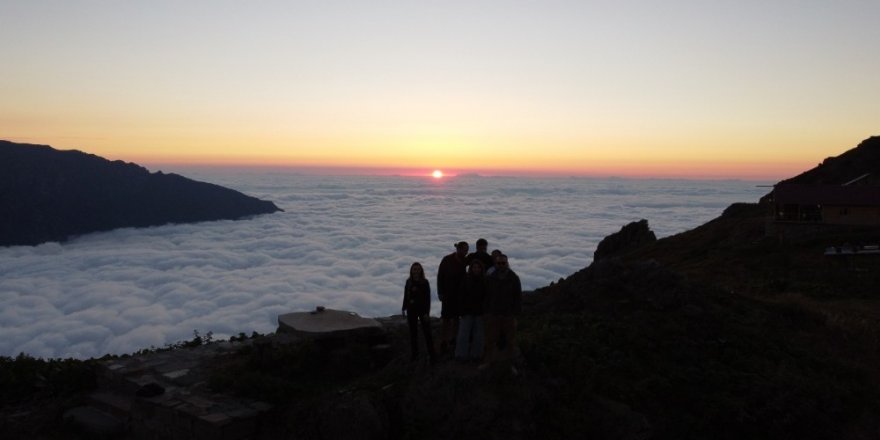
[0,140,282,247]
[781,135,880,185]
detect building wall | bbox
[822,205,880,226]
[775,203,821,222]
[767,220,880,243]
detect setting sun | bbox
[1,2,876,181]
[432,170,443,179]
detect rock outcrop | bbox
[277,308,384,337]
[0,140,282,246]
[592,219,657,261]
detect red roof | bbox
[773,184,880,206]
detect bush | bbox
[0,354,97,404]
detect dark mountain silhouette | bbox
[780,135,880,185]
[0,140,282,247]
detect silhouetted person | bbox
[437,241,468,355]
[482,254,522,366]
[466,238,494,274]
[403,262,435,362]
[455,259,487,361]
[485,249,503,276]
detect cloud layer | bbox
[0,172,766,358]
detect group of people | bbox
[401,238,522,366]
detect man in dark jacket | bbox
[437,241,469,355]
[482,254,522,365]
[455,260,487,361]
[466,238,494,274]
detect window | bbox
[801,205,822,222]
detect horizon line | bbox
[141,162,783,182]
[1,137,795,182]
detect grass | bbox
[0,354,97,405]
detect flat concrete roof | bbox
[277,309,382,334]
[774,184,880,206]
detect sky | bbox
[1,1,878,179]
[0,174,767,358]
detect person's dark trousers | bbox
[408,314,435,361]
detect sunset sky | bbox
[1,1,878,179]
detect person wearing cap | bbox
[437,241,469,355]
[466,238,494,274]
[482,254,522,366]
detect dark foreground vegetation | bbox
[0,354,98,438]
[198,243,879,439]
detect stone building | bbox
[771,178,880,226]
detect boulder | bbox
[277,308,383,338]
[593,219,657,261]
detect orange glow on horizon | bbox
[2,3,877,185]
[114,135,817,181]
[3,133,848,182]
[131,158,810,182]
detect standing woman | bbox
[403,262,436,362]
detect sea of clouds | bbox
[0,171,768,359]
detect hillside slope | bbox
[781,135,880,185]
[628,135,880,297]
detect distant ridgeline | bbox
[780,135,880,185]
[0,140,282,247]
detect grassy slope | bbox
[209,204,880,439]
[519,204,880,439]
[622,203,880,297]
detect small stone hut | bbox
[771,183,880,226]
[277,308,390,361]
